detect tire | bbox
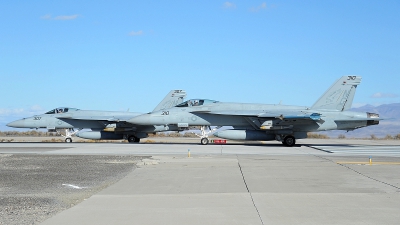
[65,138,72,143]
[127,135,137,143]
[200,138,209,145]
[134,138,140,143]
[283,135,295,147]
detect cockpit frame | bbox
[175,99,218,108]
[45,107,79,114]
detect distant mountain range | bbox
[320,103,400,138]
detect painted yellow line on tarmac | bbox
[337,162,400,165]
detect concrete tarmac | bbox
[1,139,400,224]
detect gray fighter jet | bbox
[7,90,186,142]
[127,76,380,146]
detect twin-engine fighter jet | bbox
[127,76,380,146]
[7,90,186,142]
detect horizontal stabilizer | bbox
[334,118,383,121]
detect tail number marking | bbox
[347,76,356,80]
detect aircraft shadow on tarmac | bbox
[306,143,400,147]
[139,142,311,148]
[7,142,399,148]
[2,141,299,147]
[138,142,298,147]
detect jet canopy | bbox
[45,107,79,114]
[175,99,218,107]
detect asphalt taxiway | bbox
[1,139,400,225]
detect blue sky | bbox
[1,1,399,130]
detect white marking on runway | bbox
[62,184,85,189]
[310,145,400,156]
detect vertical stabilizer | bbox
[152,90,186,112]
[311,76,361,111]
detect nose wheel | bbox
[57,128,80,143]
[196,126,221,145]
[201,138,209,145]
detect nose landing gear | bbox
[196,126,221,145]
[57,128,80,143]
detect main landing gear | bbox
[127,135,140,143]
[57,128,80,143]
[196,126,221,145]
[282,135,296,147]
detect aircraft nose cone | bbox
[7,119,25,128]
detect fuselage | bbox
[128,101,377,132]
[7,107,142,129]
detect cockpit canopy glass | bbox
[175,99,218,107]
[45,107,79,114]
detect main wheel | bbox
[200,138,209,145]
[134,138,140,143]
[65,138,72,143]
[127,135,137,143]
[283,135,295,147]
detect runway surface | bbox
[0,139,399,225]
[310,144,400,156]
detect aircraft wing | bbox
[193,110,321,121]
[259,112,321,120]
[193,110,262,116]
[57,115,137,122]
